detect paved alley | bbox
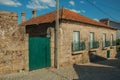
[0,59,120,80]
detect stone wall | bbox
[50,27,55,68]
[0,49,28,74]
[0,11,17,39]
[58,20,117,66]
[0,11,28,74]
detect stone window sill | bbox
[102,47,108,50]
[110,46,115,49]
[72,51,84,55]
[117,45,120,47]
[89,48,98,52]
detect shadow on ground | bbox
[116,51,120,59]
[73,63,120,80]
[89,53,107,62]
[92,51,120,68]
[94,59,120,69]
[88,52,120,68]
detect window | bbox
[103,33,106,47]
[90,32,94,48]
[73,31,80,42]
[72,31,80,51]
[110,34,114,46]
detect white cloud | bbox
[26,0,56,10]
[80,1,84,4]
[94,18,99,22]
[66,8,81,13]
[93,0,97,4]
[0,0,21,7]
[69,0,75,6]
[81,10,86,13]
[69,9,81,13]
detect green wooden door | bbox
[106,50,110,58]
[29,37,50,71]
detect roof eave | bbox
[61,19,117,30]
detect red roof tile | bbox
[21,8,116,30]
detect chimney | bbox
[32,10,36,18]
[100,18,109,25]
[21,12,26,22]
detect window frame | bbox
[90,32,94,49]
[72,31,80,52]
[103,33,106,47]
[110,34,113,46]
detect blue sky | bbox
[0,0,120,24]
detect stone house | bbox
[21,8,117,71]
[0,8,117,74]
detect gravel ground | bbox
[0,59,120,80]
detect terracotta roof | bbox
[21,8,117,30]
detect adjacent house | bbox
[21,8,117,71]
[100,18,120,39]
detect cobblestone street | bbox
[0,59,120,80]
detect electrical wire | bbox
[97,3,120,12]
[86,0,119,21]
